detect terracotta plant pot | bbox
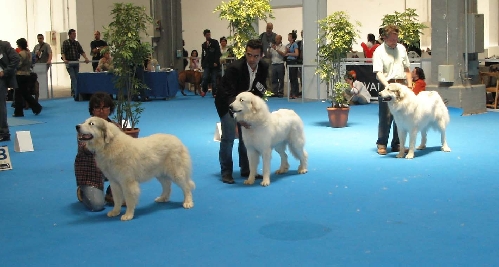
[124,128,140,138]
[327,107,349,128]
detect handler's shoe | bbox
[222,174,235,184]
[377,144,387,155]
[76,187,83,202]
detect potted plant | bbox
[214,0,274,59]
[380,8,428,49]
[316,11,360,128]
[102,3,153,136]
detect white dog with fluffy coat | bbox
[76,117,195,221]
[378,83,451,159]
[229,92,308,186]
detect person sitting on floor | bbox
[75,92,120,211]
[344,70,371,105]
[411,67,426,95]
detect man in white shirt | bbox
[270,35,286,97]
[372,25,412,155]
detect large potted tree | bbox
[380,8,428,50]
[103,3,153,136]
[214,0,274,59]
[316,11,360,128]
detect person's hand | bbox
[84,58,90,64]
[239,121,251,129]
[63,59,69,64]
[0,71,4,78]
[213,63,218,67]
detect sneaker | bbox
[76,187,83,202]
[200,91,206,97]
[222,174,235,184]
[377,144,387,155]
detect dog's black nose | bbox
[76,125,80,131]
[228,104,234,112]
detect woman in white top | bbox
[344,70,371,105]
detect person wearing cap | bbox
[200,29,221,97]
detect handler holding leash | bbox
[214,39,268,184]
[372,25,412,155]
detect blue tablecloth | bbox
[75,71,179,101]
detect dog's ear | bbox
[102,122,115,144]
[251,97,261,114]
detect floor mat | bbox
[7,117,44,126]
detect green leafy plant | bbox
[214,0,274,59]
[380,8,428,48]
[103,3,153,129]
[316,11,360,107]
[329,82,350,108]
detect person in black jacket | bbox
[0,40,21,142]
[201,29,221,97]
[215,39,268,184]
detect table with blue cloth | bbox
[75,71,179,101]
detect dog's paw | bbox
[416,145,426,150]
[120,213,134,221]
[260,179,270,187]
[275,169,287,174]
[442,146,451,152]
[243,179,255,185]
[154,196,169,202]
[297,168,308,174]
[107,210,120,217]
[183,201,194,209]
[405,152,415,159]
[396,152,405,158]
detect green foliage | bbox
[214,0,274,58]
[102,3,153,129]
[380,8,428,48]
[316,11,360,107]
[330,82,350,108]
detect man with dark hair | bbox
[200,29,221,97]
[61,29,90,98]
[0,40,20,141]
[90,31,107,71]
[215,39,268,184]
[372,25,412,155]
[33,34,52,66]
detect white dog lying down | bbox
[76,117,195,221]
[378,83,451,159]
[229,92,308,186]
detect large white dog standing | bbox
[76,117,195,221]
[378,83,451,159]
[229,92,308,186]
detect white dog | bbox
[378,83,451,159]
[76,117,195,221]
[229,92,308,186]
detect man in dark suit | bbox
[201,29,221,97]
[215,39,268,184]
[0,40,21,141]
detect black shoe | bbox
[12,114,24,117]
[241,172,263,179]
[222,174,235,184]
[0,135,11,142]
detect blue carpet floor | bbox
[1,91,499,266]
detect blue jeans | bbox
[271,63,285,94]
[377,98,400,147]
[201,67,220,94]
[219,112,249,176]
[66,63,80,97]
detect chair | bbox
[480,71,499,109]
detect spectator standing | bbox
[182,40,188,70]
[361,33,380,61]
[285,31,300,99]
[259,22,276,89]
[214,39,268,184]
[33,33,52,67]
[90,31,107,72]
[372,25,412,155]
[0,40,20,142]
[189,50,201,71]
[200,29,221,97]
[61,29,90,97]
[270,34,286,97]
